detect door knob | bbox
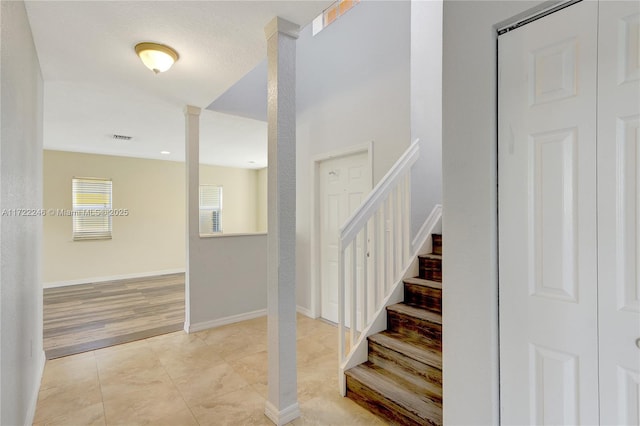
[636,338,640,349]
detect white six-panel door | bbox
[597,2,640,424]
[319,152,370,324]
[499,1,640,424]
[499,2,600,424]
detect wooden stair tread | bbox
[346,362,442,423]
[370,331,442,370]
[418,253,442,260]
[387,303,442,325]
[346,233,443,425]
[404,277,442,290]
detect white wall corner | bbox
[296,305,314,318]
[187,309,266,333]
[24,350,46,426]
[264,400,301,426]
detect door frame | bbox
[308,142,373,319]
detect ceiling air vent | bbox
[112,134,133,141]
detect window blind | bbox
[199,185,222,234]
[72,177,112,240]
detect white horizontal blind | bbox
[72,177,112,240]
[199,185,222,234]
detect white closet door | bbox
[597,2,640,424]
[498,2,599,424]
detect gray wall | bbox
[0,1,45,424]
[185,108,267,329]
[410,0,443,242]
[441,1,545,424]
[188,234,267,327]
[296,0,411,311]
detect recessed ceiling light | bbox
[160,151,171,155]
[135,42,179,74]
[248,161,256,164]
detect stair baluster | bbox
[345,234,443,426]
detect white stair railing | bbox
[338,140,420,376]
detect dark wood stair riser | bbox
[345,375,441,426]
[387,311,442,350]
[419,257,441,270]
[368,340,442,387]
[432,234,442,255]
[420,269,442,282]
[419,256,442,283]
[404,282,442,313]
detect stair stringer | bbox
[339,205,442,396]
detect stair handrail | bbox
[338,139,420,375]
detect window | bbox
[72,177,112,240]
[199,185,223,234]
[312,0,360,36]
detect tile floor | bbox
[33,314,385,426]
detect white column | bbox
[184,105,201,333]
[264,16,300,426]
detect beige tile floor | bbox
[33,314,385,426]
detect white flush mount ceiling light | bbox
[135,42,179,74]
[160,151,171,155]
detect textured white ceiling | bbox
[25,0,331,167]
[43,81,269,167]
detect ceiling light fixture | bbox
[160,151,171,155]
[135,42,179,74]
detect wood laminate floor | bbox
[43,273,185,359]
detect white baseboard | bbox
[43,268,186,288]
[264,400,301,425]
[296,305,314,318]
[25,350,46,426]
[412,204,442,255]
[186,309,267,333]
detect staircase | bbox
[344,234,443,426]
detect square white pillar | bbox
[264,16,301,426]
[184,105,201,333]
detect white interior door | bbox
[319,151,370,324]
[498,2,600,424]
[597,2,640,424]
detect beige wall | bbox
[199,163,261,234]
[43,150,266,285]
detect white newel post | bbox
[184,105,201,333]
[264,16,301,426]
